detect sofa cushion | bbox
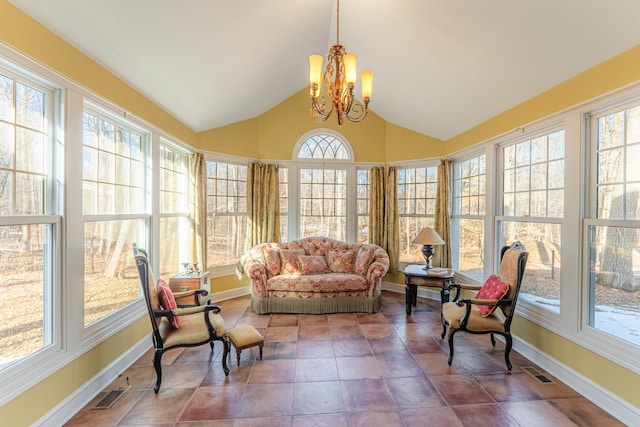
[326,250,355,273]
[267,273,368,292]
[280,249,305,273]
[262,247,281,277]
[298,255,330,274]
[476,274,510,317]
[354,246,377,275]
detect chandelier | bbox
[309,0,373,125]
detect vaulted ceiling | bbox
[9,0,640,140]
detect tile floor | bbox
[65,291,624,426]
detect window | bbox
[205,160,247,268]
[0,69,59,369]
[159,143,190,276]
[500,129,564,313]
[587,104,640,346]
[296,132,352,240]
[452,154,486,282]
[82,108,147,326]
[397,166,438,263]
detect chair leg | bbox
[441,322,447,339]
[447,329,456,366]
[504,333,513,371]
[153,350,163,394]
[222,336,230,376]
[209,341,215,351]
[490,333,496,347]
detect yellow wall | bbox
[2,0,640,421]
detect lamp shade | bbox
[412,227,445,245]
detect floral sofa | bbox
[240,237,389,314]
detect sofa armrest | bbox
[244,259,268,297]
[366,247,390,296]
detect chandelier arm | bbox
[310,94,333,122]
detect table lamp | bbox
[412,227,445,270]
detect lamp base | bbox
[421,245,435,270]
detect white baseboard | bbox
[211,285,251,302]
[35,336,152,427]
[512,336,640,426]
[382,281,441,301]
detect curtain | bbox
[247,162,280,246]
[369,166,399,273]
[434,159,451,268]
[190,152,207,269]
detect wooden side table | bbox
[169,271,210,305]
[403,264,454,315]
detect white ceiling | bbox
[9,0,640,140]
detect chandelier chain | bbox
[336,0,340,45]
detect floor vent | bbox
[92,387,129,410]
[522,366,554,384]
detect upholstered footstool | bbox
[227,325,264,366]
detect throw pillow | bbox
[298,255,330,274]
[262,247,281,277]
[476,274,510,317]
[280,249,305,274]
[326,250,355,273]
[354,246,376,275]
[156,279,181,329]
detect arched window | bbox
[292,130,364,241]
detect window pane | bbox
[84,220,144,326]
[588,225,640,346]
[0,224,52,369]
[206,161,248,268]
[159,216,190,277]
[457,218,484,282]
[299,168,346,240]
[501,221,561,313]
[399,216,434,264]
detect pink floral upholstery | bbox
[326,250,355,273]
[241,237,390,313]
[262,248,281,277]
[298,255,330,274]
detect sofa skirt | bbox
[251,294,381,315]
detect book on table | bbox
[426,267,451,277]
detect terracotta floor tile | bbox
[269,314,299,327]
[264,326,299,342]
[236,383,295,418]
[291,413,347,427]
[356,312,389,324]
[375,353,425,378]
[474,372,542,403]
[293,381,345,415]
[249,359,295,384]
[298,314,328,325]
[346,410,404,427]
[386,376,446,409]
[332,339,372,357]
[336,355,382,380]
[297,324,331,341]
[430,374,495,406]
[296,340,335,358]
[294,357,338,382]
[262,341,298,360]
[549,397,626,426]
[341,378,397,412]
[401,406,464,427]
[119,387,195,425]
[69,291,626,426]
[452,403,519,426]
[359,323,395,340]
[179,385,245,421]
[330,324,364,340]
[367,336,408,356]
[64,389,145,426]
[501,400,579,427]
